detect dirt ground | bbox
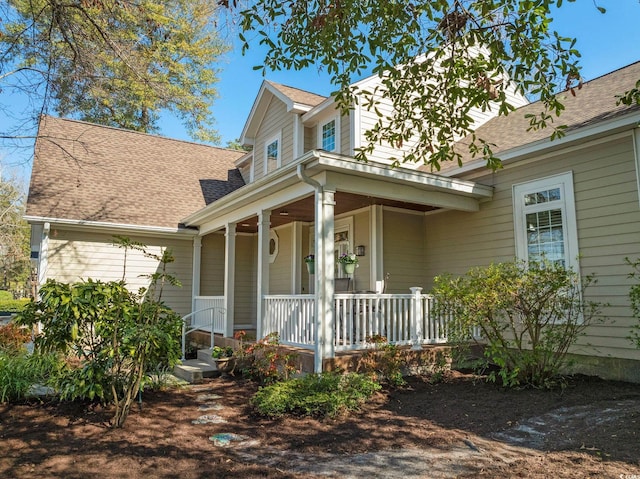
[1,372,639,478]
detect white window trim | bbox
[513,171,580,273]
[317,115,340,153]
[264,131,282,175]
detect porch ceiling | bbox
[235,192,437,233]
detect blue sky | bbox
[167,0,640,147]
[2,0,640,180]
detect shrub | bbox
[0,323,31,353]
[433,259,604,388]
[355,335,406,387]
[245,332,299,385]
[626,257,640,350]
[251,371,381,418]
[0,290,13,301]
[0,298,30,313]
[16,237,183,427]
[0,350,65,402]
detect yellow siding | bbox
[254,96,294,180]
[426,134,640,360]
[200,233,225,296]
[45,229,193,316]
[352,210,370,291]
[235,235,257,326]
[269,225,292,294]
[382,209,427,293]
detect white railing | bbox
[263,295,316,348]
[263,290,455,351]
[193,296,226,334]
[180,296,226,360]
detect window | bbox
[513,172,579,271]
[318,117,339,152]
[264,133,281,174]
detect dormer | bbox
[240,81,326,182]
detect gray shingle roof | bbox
[27,116,246,229]
[266,81,327,107]
[429,61,640,173]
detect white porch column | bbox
[314,187,336,373]
[224,223,237,338]
[370,204,384,291]
[291,221,303,294]
[256,210,271,340]
[410,286,424,350]
[37,222,50,289]
[191,235,202,313]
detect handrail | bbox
[181,306,226,360]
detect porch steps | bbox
[173,357,219,383]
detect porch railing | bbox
[263,294,316,348]
[263,290,460,351]
[193,296,226,334]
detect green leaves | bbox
[433,259,605,388]
[231,0,591,170]
[2,0,226,143]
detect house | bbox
[26,61,640,382]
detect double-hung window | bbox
[513,172,579,272]
[264,133,281,174]
[318,117,339,152]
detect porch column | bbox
[224,223,237,338]
[410,286,424,350]
[314,186,336,373]
[191,235,202,313]
[256,210,271,340]
[370,205,384,292]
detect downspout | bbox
[297,161,325,373]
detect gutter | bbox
[23,215,198,238]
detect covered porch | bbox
[182,150,492,372]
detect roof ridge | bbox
[40,114,242,154]
[265,80,327,100]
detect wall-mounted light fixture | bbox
[355,245,365,256]
[279,210,289,216]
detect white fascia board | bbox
[199,181,316,235]
[442,111,640,177]
[184,150,494,231]
[240,82,271,143]
[234,151,253,167]
[182,151,322,227]
[307,152,493,199]
[302,97,338,123]
[23,216,197,239]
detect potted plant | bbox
[210,345,234,374]
[304,254,315,274]
[338,253,359,275]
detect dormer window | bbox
[265,132,281,174]
[319,116,339,152]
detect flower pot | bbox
[306,261,315,275]
[214,357,236,375]
[342,263,356,275]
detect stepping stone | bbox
[209,433,259,448]
[192,415,227,425]
[197,393,223,402]
[199,403,224,411]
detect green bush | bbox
[433,259,604,388]
[0,350,65,402]
[0,290,13,301]
[251,372,381,418]
[16,237,183,427]
[626,257,640,349]
[0,298,30,313]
